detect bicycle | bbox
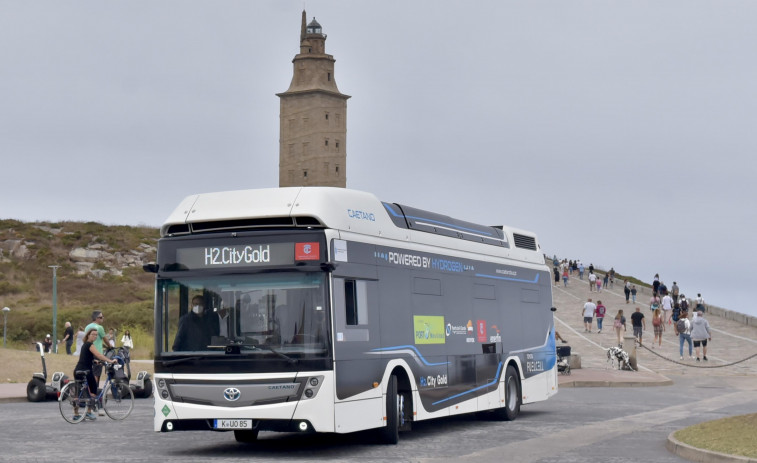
[58,356,134,423]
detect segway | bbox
[27,342,69,402]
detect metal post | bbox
[49,265,61,354]
[2,307,9,348]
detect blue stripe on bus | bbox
[369,345,450,366]
[474,273,540,284]
[431,362,504,406]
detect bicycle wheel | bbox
[103,381,134,420]
[59,382,85,424]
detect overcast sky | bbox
[1,1,756,317]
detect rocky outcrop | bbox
[1,235,155,279]
[68,242,156,277]
[0,240,29,261]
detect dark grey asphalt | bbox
[2,374,755,462]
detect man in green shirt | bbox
[84,311,106,354]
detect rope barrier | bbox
[634,340,757,368]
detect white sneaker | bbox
[98,408,105,416]
[680,356,683,360]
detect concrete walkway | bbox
[551,270,757,380]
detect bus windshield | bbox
[156,272,329,357]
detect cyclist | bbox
[73,327,118,421]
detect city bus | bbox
[146,187,557,444]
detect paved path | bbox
[551,271,757,378]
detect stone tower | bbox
[277,12,350,188]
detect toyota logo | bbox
[223,387,241,402]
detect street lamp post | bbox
[2,307,9,348]
[49,265,61,354]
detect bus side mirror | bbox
[143,263,159,273]
[550,307,557,312]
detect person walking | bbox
[553,267,560,287]
[649,294,661,313]
[84,310,107,415]
[691,310,712,361]
[73,326,85,356]
[661,292,674,325]
[121,330,134,351]
[695,293,706,312]
[630,306,646,346]
[676,310,693,360]
[596,276,602,293]
[595,300,606,334]
[588,272,596,292]
[652,273,660,296]
[562,267,569,287]
[631,285,637,303]
[623,280,631,304]
[72,328,118,421]
[582,298,596,333]
[62,321,74,355]
[613,310,626,347]
[652,308,664,348]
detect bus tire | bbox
[378,375,399,445]
[501,365,521,421]
[234,429,259,444]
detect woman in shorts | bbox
[652,308,664,348]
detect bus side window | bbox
[345,279,368,326]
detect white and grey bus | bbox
[146,187,557,444]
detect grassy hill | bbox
[0,220,159,354]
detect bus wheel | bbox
[378,375,399,445]
[234,429,259,444]
[502,365,521,421]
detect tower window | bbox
[336,165,340,175]
[325,113,329,120]
[325,139,329,146]
[327,72,331,81]
[303,170,308,178]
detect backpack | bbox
[652,316,661,327]
[613,319,622,328]
[676,319,687,334]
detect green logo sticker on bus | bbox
[162,405,171,417]
[413,315,446,344]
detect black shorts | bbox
[693,339,708,348]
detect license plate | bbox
[213,419,252,430]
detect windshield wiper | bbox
[161,356,201,366]
[238,343,297,364]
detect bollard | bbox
[624,333,637,370]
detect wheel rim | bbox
[59,384,84,424]
[104,383,134,420]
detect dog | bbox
[606,346,634,371]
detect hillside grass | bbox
[0,220,158,345]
